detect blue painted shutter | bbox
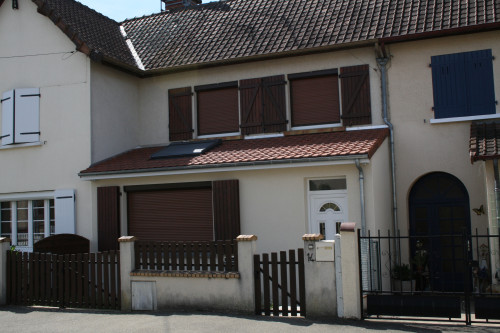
[431,53,467,118]
[464,49,496,116]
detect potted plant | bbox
[391,263,415,292]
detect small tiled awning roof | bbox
[470,122,500,162]
[80,129,389,177]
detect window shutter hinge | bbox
[493,56,495,61]
[428,63,432,68]
[431,106,434,111]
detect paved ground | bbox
[1,306,500,333]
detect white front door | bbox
[309,192,348,240]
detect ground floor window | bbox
[1,199,55,250]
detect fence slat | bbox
[83,253,90,308]
[22,252,29,305]
[110,251,117,309]
[201,242,208,271]
[263,253,270,316]
[186,243,193,271]
[298,248,306,316]
[34,253,40,304]
[289,250,297,316]
[156,243,162,270]
[76,253,83,306]
[194,243,200,270]
[280,251,288,316]
[6,251,12,305]
[90,253,96,308]
[233,241,238,272]
[254,254,261,315]
[58,255,64,308]
[209,242,216,271]
[271,252,279,316]
[217,242,224,272]
[116,251,121,309]
[28,253,35,304]
[103,252,110,308]
[96,253,103,308]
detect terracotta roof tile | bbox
[470,122,500,162]
[80,129,389,176]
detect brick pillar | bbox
[340,223,361,319]
[236,235,258,313]
[302,234,337,318]
[119,236,136,311]
[0,237,11,305]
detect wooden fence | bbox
[254,249,305,317]
[134,240,238,272]
[7,250,120,309]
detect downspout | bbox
[493,159,500,280]
[376,55,399,262]
[355,159,366,236]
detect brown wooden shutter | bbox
[340,65,371,126]
[212,180,240,240]
[197,86,239,135]
[169,87,193,141]
[127,187,213,242]
[239,75,287,135]
[290,74,340,127]
[97,186,120,251]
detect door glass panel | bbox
[32,200,45,244]
[50,199,55,235]
[0,202,12,239]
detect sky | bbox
[78,0,214,22]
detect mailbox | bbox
[315,240,335,262]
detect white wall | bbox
[0,2,93,243]
[137,46,384,146]
[387,31,499,233]
[90,63,140,163]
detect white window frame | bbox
[0,189,75,252]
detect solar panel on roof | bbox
[150,139,222,159]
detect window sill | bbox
[0,141,44,150]
[429,114,500,124]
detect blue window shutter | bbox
[464,49,496,116]
[431,53,467,118]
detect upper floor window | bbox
[195,82,239,136]
[1,88,41,146]
[167,64,372,141]
[431,49,496,119]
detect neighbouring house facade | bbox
[1,0,500,288]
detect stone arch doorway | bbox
[409,172,471,292]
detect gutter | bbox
[79,155,370,180]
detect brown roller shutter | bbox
[340,65,372,126]
[169,87,193,141]
[97,186,121,251]
[197,87,239,135]
[290,75,340,127]
[240,75,287,135]
[213,180,240,240]
[127,187,213,242]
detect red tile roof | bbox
[470,122,500,162]
[80,129,389,176]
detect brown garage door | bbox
[127,187,213,242]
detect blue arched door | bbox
[409,172,471,292]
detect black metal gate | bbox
[254,249,306,317]
[359,229,500,325]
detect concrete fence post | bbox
[302,234,337,318]
[0,237,11,305]
[236,235,258,313]
[119,236,137,311]
[339,223,361,319]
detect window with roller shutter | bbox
[168,87,193,141]
[195,82,239,136]
[1,88,41,146]
[289,69,341,127]
[125,180,240,242]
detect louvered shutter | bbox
[14,88,40,143]
[169,87,193,141]
[54,189,76,234]
[340,65,372,126]
[97,186,121,251]
[213,180,240,240]
[1,90,14,145]
[197,85,239,135]
[239,75,287,135]
[464,49,495,116]
[290,74,340,127]
[431,53,468,118]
